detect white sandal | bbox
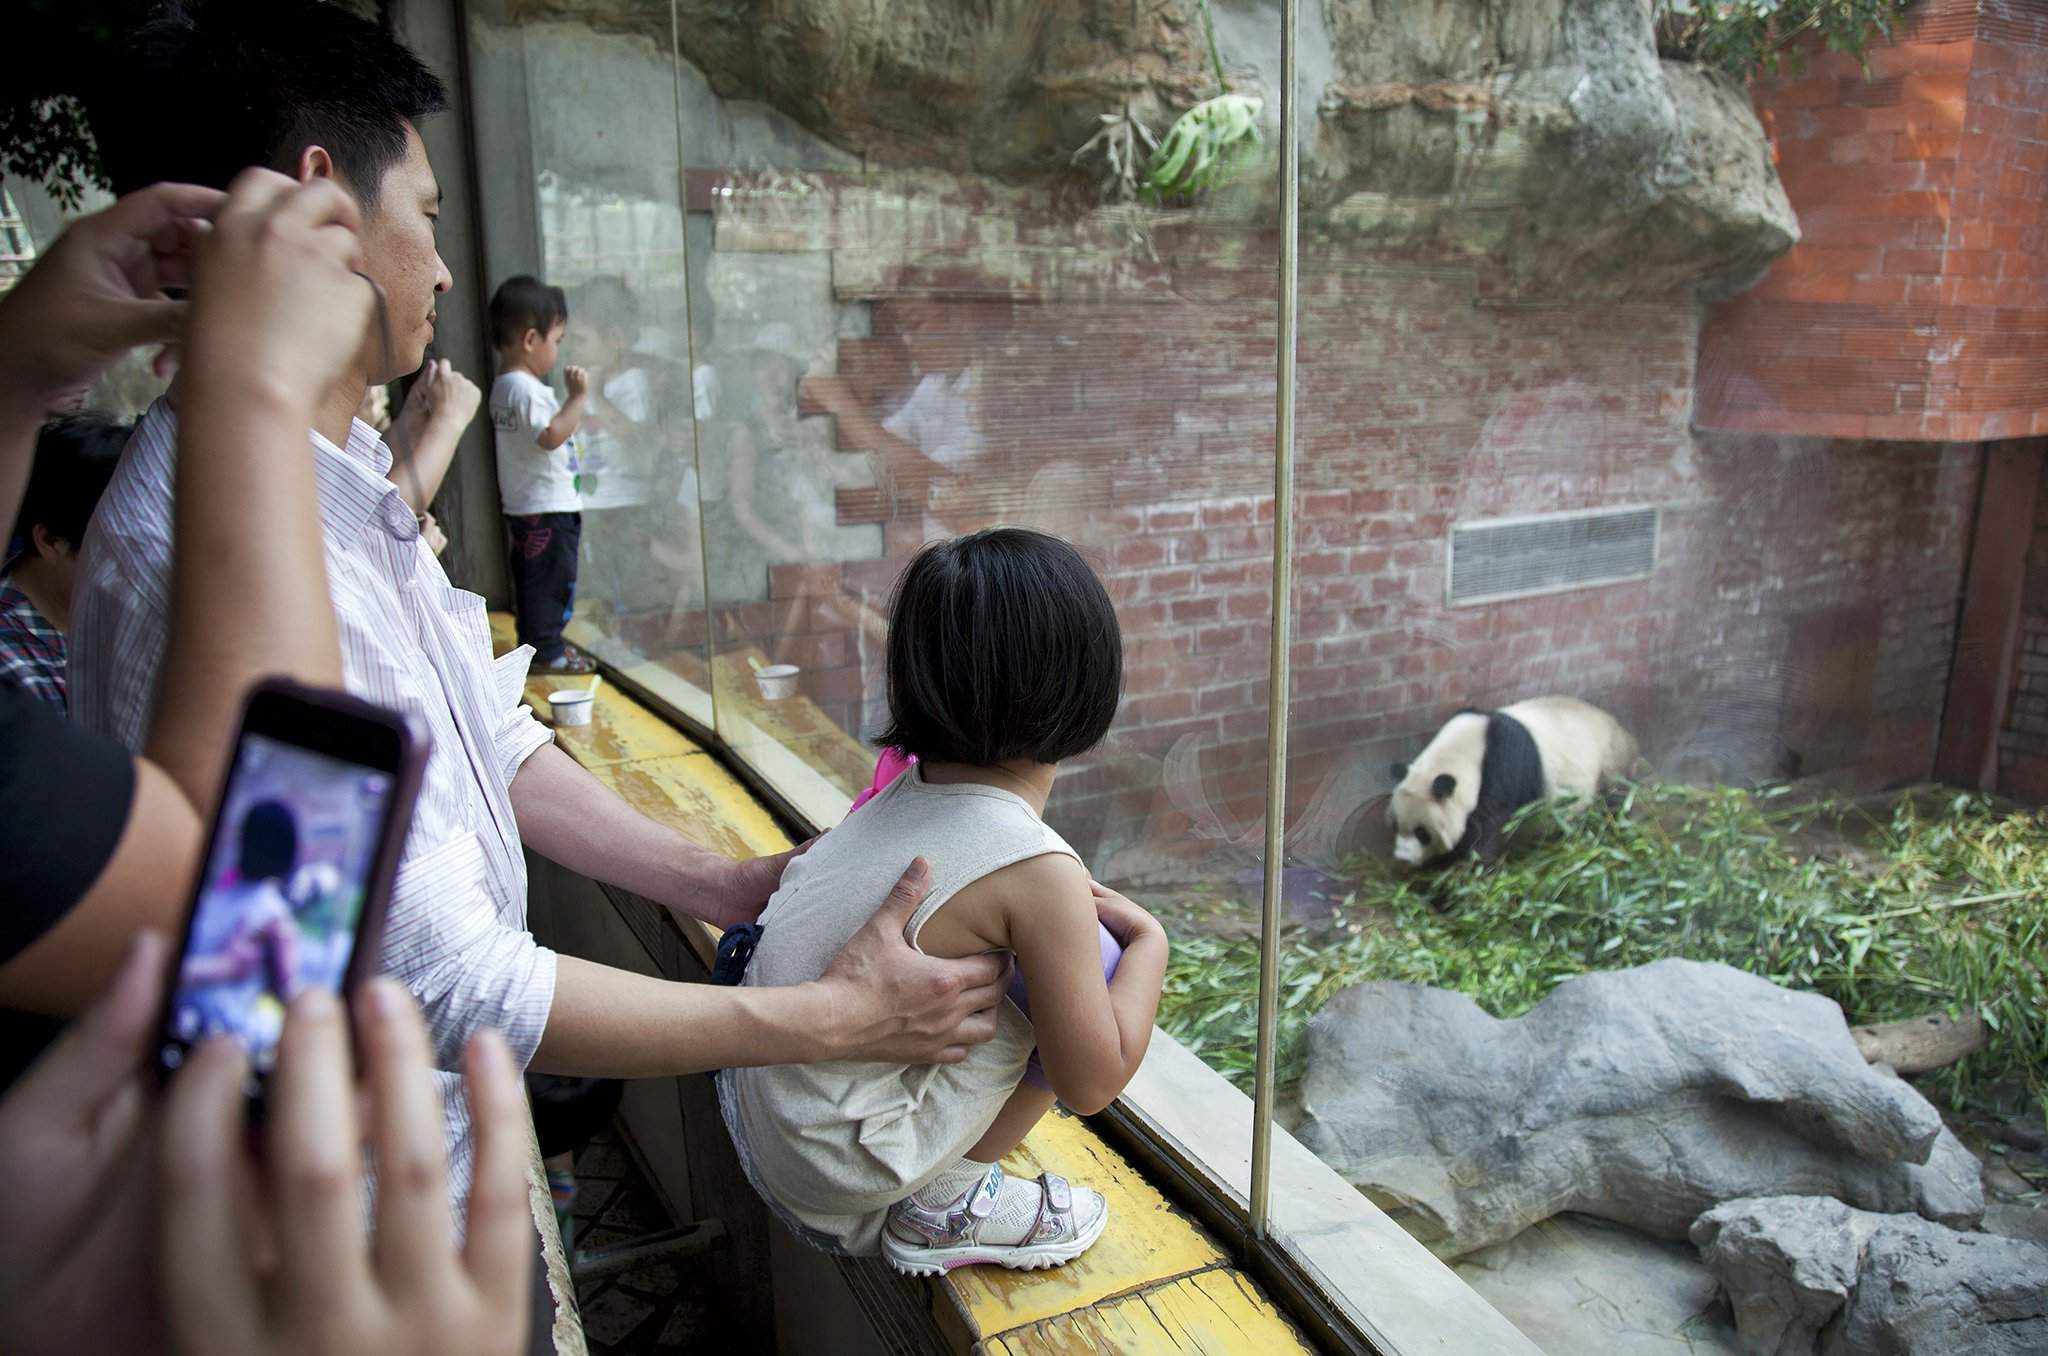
[880,1164,1109,1277]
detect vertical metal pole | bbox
[1249,0,1300,1240]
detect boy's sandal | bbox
[880,1165,1109,1277]
[537,651,596,674]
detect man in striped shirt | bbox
[72,0,1008,1218]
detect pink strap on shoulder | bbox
[848,746,918,815]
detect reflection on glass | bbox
[464,2,2046,1349]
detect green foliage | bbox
[1656,0,1916,79]
[0,2,158,209]
[1,99,107,212]
[1157,785,2048,1122]
[1140,93,1264,205]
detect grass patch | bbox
[1157,785,2048,1121]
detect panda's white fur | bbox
[1389,696,1637,867]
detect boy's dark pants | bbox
[505,511,582,663]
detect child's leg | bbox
[962,1082,1057,1164]
[506,515,548,654]
[519,512,579,665]
[554,510,584,636]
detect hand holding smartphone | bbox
[155,680,426,1100]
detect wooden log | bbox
[1851,1010,1989,1074]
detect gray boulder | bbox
[1294,960,1983,1257]
[1692,1195,2048,1356]
[1456,1213,1743,1355]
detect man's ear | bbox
[295,144,338,184]
[30,524,70,562]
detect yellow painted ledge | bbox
[487,614,1315,1356]
[980,1270,1308,1356]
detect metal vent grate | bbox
[1448,506,1659,607]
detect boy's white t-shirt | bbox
[491,369,580,515]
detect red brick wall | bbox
[672,240,1981,859]
[1697,0,2048,441]
[2000,466,2048,799]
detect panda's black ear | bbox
[1432,773,1457,801]
[1391,762,1408,782]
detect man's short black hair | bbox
[99,0,448,207]
[877,528,1122,766]
[237,799,299,883]
[490,275,569,349]
[8,414,130,562]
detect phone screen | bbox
[159,732,396,1080]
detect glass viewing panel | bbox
[464,2,2047,1350]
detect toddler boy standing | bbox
[489,275,593,674]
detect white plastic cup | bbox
[548,689,594,727]
[754,664,800,701]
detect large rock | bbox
[1692,1195,2048,1356]
[1293,960,1983,1257]
[1456,1213,1743,1355]
[497,0,1795,300]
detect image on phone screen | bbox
[160,733,395,1077]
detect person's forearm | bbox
[147,381,344,807]
[528,955,833,1077]
[389,411,464,513]
[0,390,40,539]
[537,395,585,451]
[510,743,766,927]
[1107,925,1169,1075]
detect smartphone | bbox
[154,679,427,1097]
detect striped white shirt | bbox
[72,396,559,1208]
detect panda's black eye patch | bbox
[1416,828,1432,846]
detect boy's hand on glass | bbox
[183,169,375,413]
[564,365,590,400]
[161,978,533,1356]
[0,181,223,412]
[1089,880,1164,948]
[0,931,171,1356]
[817,856,1011,1065]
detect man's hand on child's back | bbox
[815,856,1011,1065]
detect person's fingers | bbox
[119,218,196,299]
[96,182,230,243]
[105,296,190,355]
[359,978,457,1291]
[944,1007,1000,1054]
[266,986,371,1303]
[949,954,1011,1016]
[870,856,933,933]
[151,341,182,380]
[161,1036,264,1351]
[315,221,371,278]
[203,170,297,252]
[3,929,165,1132]
[460,1028,536,1322]
[275,175,364,238]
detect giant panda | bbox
[1389,696,1638,868]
